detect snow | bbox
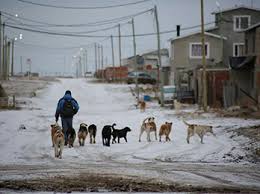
[0,78,260,189]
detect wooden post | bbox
[0,12,2,79]
[11,39,14,76]
[131,18,139,102]
[94,43,97,74]
[111,35,115,81]
[154,5,164,106]
[13,95,15,108]
[201,0,207,111]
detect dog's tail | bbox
[111,123,116,130]
[182,120,191,126]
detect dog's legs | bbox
[139,128,144,142]
[186,134,190,144]
[159,135,161,142]
[118,137,120,143]
[107,137,111,147]
[154,131,158,141]
[90,136,92,144]
[93,137,96,144]
[102,136,105,146]
[200,134,204,144]
[82,139,85,146]
[124,136,127,142]
[166,136,171,141]
[147,131,151,142]
[54,144,58,158]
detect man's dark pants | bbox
[61,117,73,144]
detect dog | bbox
[102,123,115,147]
[139,117,157,142]
[78,123,88,146]
[88,124,97,144]
[111,124,131,143]
[159,122,172,142]
[51,123,62,147]
[183,120,215,144]
[66,127,76,148]
[52,126,65,159]
[138,100,146,112]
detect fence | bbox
[0,96,16,108]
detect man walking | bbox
[55,90,79,145]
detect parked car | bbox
[126,72,156,84]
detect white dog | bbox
[139,117,157,142]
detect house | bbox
[228,22,260,106]
[170,5,260,107]
[170,31,228,105]
[209,5,260,66]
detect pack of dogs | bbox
[50,118,216,159]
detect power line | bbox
[14,37,111,50]
[6,21,129,35]
[17,0,151,9]
[5,21,216,38]
[1,8,153,27]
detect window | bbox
[233,15,250,31]
[189,42,209,59]
[233,43,245,57]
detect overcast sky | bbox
[1,0,260,76]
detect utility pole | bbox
[6,40,10,80]
[2,23,5,80]
[101,44,104,80]
[118,24,122,67]
[94,43,97,74]
[154,5,164,106]
[201,0,207,111]
[85,49,87,74]
[131,18,139,102]
[118,24,122,81]
[11,39,14,76]
[20,56,23,73]
[0,11,2,79]
[111,35,115,81]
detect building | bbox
[228,22,260,106]
[209,6,260,65]
[170,5,260,107]
[122,49,170,85]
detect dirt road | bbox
[0,78,260,193]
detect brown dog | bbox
[53,128,65,159]
[51,123,62,147]
[138,100,146,112]
[78,123,88,146]
[159,122,173,142]
[183,120,215,144]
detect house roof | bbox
[169,31,227,42]
[141,48,169,56]
[242,22,260,31]
[211,5,260,15]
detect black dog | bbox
[67,128,76,148]
[88,124,97,144]
[111,125,131,144]
[102,123,116,147]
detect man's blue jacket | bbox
[55,93,79,120]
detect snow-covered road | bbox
[0,78,260,192]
